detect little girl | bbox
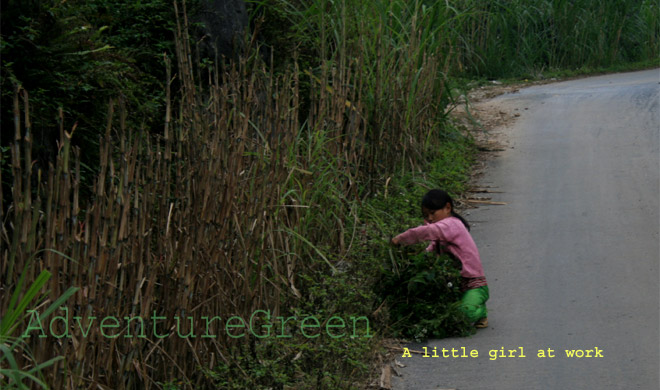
[391,189,489,328]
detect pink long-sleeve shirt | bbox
[396,216,485,279]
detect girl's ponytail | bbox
[421,189,470,231]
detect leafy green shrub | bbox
[377,249,474,341]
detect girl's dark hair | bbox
[421,189,470,230]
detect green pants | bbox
[459,286,489,322]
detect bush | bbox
[377,250,475,340]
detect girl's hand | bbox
[391,236,401,246]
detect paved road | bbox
[392,69,660,390]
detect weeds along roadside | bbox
[0,68,472,389]
[0,2,467,389]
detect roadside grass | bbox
[180,123,479,389]
[452,58,660,94]
[449,0,659,79]
[538,58,660,81]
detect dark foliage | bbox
[1,0,179,200]
[378,249,475,340]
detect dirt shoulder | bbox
[451,82,536,210]
[452,82,533,152]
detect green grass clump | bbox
[378,250,474,340]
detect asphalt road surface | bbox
[392,69,660,390]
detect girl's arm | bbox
[391,223,444,246]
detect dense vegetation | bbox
[1,0,657,388]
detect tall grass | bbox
[266,0,458,174]
[445,0,659,78]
